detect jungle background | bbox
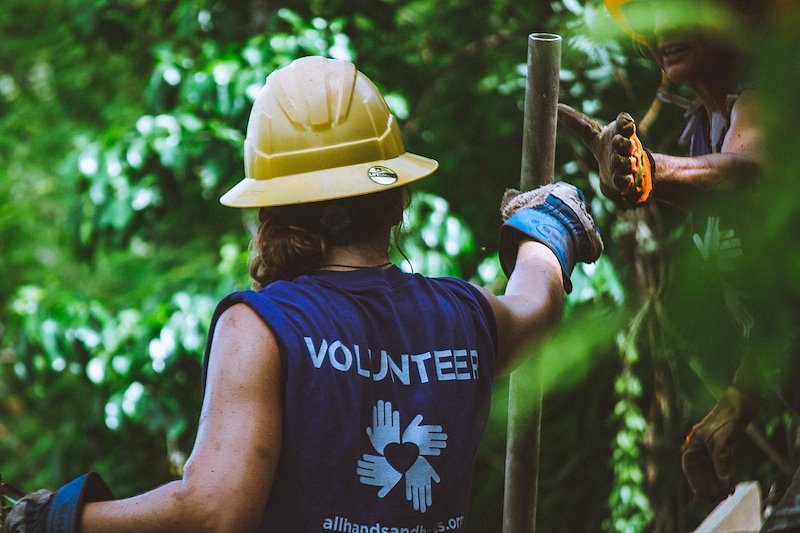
[1,0,799,531]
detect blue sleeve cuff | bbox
[500,207,576,293]
[45,472,113,533]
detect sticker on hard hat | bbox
[367,166,398,185]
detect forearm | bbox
[652,152,760,209]
[80,307,281,532]
[81,480,213,533]
[497,241,565,362]
[494,182,601,371]
[505,240,564,315]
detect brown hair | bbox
[249,186,409,289]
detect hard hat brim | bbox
[604,0,649,45]
[220,151,438,208]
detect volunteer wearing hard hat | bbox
[559,1,800,530]
[6,56,602,532]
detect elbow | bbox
[713,154,762,192]
[709,152,761,191]
[174,481,261,533]
[732,157,761,190]
[166,483,218,533]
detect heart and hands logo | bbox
[357,400,448,512]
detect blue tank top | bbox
[203,266,498,532]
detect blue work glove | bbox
[4,472,113,533]
[500,182,603,293]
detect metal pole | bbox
[519,33,561,189]
[502,32,561,533]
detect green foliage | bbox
[0,3,357,495]
[605,325,654,533]
[70,7,357,257]
[3,0,799,531]
[396,191,476,277]
[2,277,217,493]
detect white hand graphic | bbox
[404,456,440,513]
[402,414,448,456]
[692,216,742,272]
[366,399,400,454]
[357,453,401,498]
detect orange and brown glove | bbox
[681,386,756,502]
[557,104,654,207]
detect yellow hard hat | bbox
[604,0,769,45]
[604,0,649,45]
[221,56,439,208]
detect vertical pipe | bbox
[520,33,561,189]
[502,32,561,533]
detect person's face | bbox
[622,0,740,89]
[650,10,723,86]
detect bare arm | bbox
[652,90,762,209]
[80,304,282,532]
[477,240,565,374]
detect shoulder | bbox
[206,304,280,396]
[213,282,303,324]
[730,90,759,124]
[722,90,762,157]
[215,301,270,330]
[212,303,276,359]
[207,301,278,367]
